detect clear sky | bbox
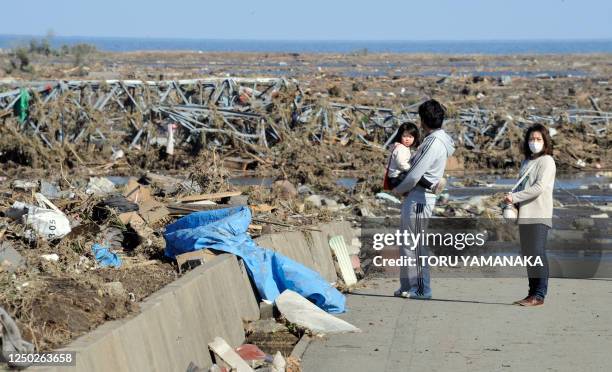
[1,0,610,40]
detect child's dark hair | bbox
[391,122,420,148]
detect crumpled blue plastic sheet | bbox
[163,206,345,313]
[91,243,122,268]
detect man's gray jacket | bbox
[393,128,455,195]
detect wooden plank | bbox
[178,191,241,203]
[249,204,276,214]
[166,203,232,216]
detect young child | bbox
[385,122,446,194]
[386,122,420,189]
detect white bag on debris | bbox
[10,202,71,240]
[86,177,116,195]
[275,290,360,335]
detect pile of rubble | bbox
[0,155,369,353]
[0,77,608,178]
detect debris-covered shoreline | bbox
[0,51,609,174]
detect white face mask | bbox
[528,141,543,154]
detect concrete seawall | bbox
[255,221,355,283]
[30,221,355,372]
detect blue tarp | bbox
[163,206,345,313]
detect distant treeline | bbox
[3,36,98,73]
[25,37,97,57]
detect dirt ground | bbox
[0,228,176,350]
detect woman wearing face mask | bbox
[504,123,556,306]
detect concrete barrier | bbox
[255,221,356,283]
[29,221,356,372]
[34,255,258,372]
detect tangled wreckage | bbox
[0,77,609,170]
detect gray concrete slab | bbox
[301,277,612,372]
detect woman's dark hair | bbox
[523,123,553,158]
[391,122,421,148]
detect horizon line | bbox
[1,33,611,43]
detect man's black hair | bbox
[418,99,445,129]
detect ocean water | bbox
[0,35,611,54]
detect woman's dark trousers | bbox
[519,223,550,299]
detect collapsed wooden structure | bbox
[0,78,609,160]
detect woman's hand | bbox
[504,193,513,204]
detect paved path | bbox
[301,277,612,372]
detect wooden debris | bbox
[250,204,277,214]
[138,200,169,225]
[178,191,242,203]
[123,178,152,204]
